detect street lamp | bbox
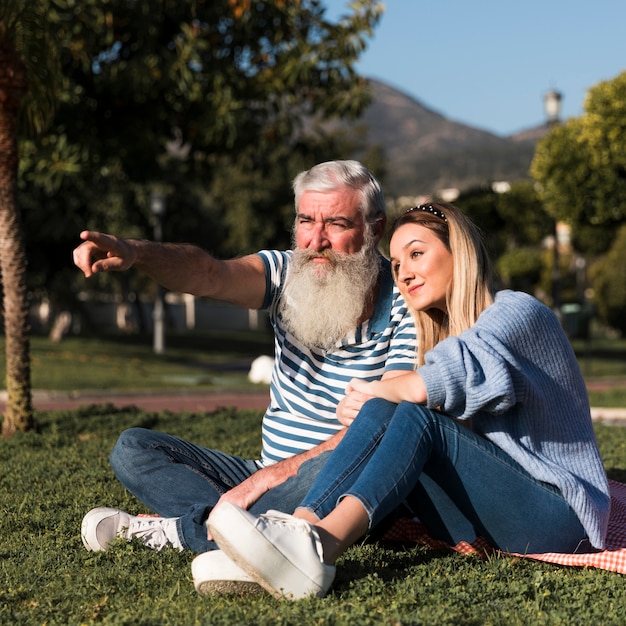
[544,88,562,126]
[150,191,167,354]
[543,88,563,316]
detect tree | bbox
[531,71,626,255]
[454,182,554,297]
[0,0,59,435]
[590,224,626,335]
[17,0,384,327]
[531,71,626,331]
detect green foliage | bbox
[590,224,626,335]
[0,0,61,134]
[1,408,626,624]
[494,181,551,245]
[496,247,544,292]
[17,0,384,315]
[455,181,553,294]
[531,71,626,253]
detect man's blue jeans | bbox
[300,399,589,554]
[109,427,331,552]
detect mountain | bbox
[337,79,547,197]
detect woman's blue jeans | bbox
[109,427,331,553]
[300,399,589,554]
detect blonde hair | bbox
[390,202,495,365]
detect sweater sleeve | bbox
[419,329,520,419]
[418,291,557,420]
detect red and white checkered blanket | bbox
[380,479,626,574]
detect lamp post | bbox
[544,88,562,126]
[150,191,167,354]
[544,88,563,316]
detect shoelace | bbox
[259,510,326,562]
[259,510,312,532]
[128,518,171,549]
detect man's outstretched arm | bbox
[73,230,267,309]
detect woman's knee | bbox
[357,398,399,426]
[395,402,438,427]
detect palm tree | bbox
[0,0,59,436]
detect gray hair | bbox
[292,160,385,224]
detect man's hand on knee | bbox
[213,465,282,512]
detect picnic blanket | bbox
[380,479,626,575]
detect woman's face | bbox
[390,223,453,314]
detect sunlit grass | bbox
[1,407,625,625]
[2,330,274,392]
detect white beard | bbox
[279,244,381,350]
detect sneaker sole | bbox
[81,526,95,550]
[195,579,266,597]
[208,503,325,600]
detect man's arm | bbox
[73,230,267,309]
[215,369,409,511]
[214,429,347,512]
[213,433,344,513]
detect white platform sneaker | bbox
[192,550,265,596]
[207,503,336,600]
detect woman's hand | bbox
[336,387,375,426]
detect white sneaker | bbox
[81,507,183,552]
[191,550,265,597]
[207,503,336,600]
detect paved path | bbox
[2,387,625,425]
[3,389,271,413]
[589,407,626,426]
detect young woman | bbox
[207,202,610,600]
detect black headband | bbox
[405,204,447,222]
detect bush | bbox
[590,224,626,335]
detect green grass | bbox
[6,330,275,393]
[1,407,626,624]
[571,337,626,408]
[0,330,624,622]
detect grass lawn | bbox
[1,406,626,625]
[0,331,625,623]
[21,331,275,393]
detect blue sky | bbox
[324,0,626,136]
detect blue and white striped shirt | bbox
[257,250,416,466]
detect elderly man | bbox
[74,161,415,573]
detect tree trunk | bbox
[0,47,35,436]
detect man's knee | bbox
[109,427,152,471]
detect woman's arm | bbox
[348,371,427,405]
